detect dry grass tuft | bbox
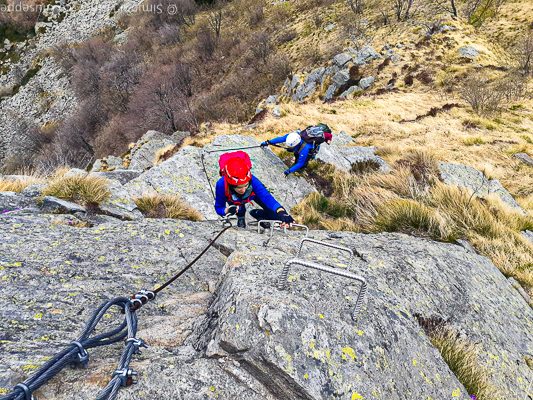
[428,183,501,238]
[134,193,202,221]
[396,149,440,187]
[154,144,180,165]
[462,136,485,146]
[42,174,111,205]
[428,327,503,400]
[373,198,450,239]
[0,177,40,192]
[0,171,45,193]
[364,167,423,199]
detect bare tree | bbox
[100,50,143,113]
[347,0,364,15]
[429,0,458,18]
[128,64,199,134]
[465,0,506,27]
[251,32,272,65]
[449,0,458,17]
[394,0,415,21]
[459,73,503,115]
[340,17,374,51]
[196,24,217,60]
[515,30,533,76]
[208,0,225,40]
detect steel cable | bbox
[1,222,233,400]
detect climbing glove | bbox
[260,141,269,147]
[277,209,295,224]
[226,205,238,215]
[283,169,290,176]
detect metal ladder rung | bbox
[278,258,367,321]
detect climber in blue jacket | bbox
[261,123,333,176]
[215,152,295,229]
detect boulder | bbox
[265,95,278,105]
[338,85,362,99]
[104,155,125,170]
[324,70,350,101]
[332,52,352,67]
[353,45,381,65]
[124,146,215,219]
[292,80,317,102]
[129,130,181,171]
[21,183,46,198]
[458,45,479,60]
[358,76,375,90]
[514,152,533,167]
[316,132,390,173]
[0,192,37,213]
[125,135,315,220]
[98,179,143,220]
[91,170,143,185]
[40,196,86,214]
[438,162,523,211]
[193,230,532,399]
[292,68,325,102]
[523,230,533,244]
[90,159,103,172]
[331,69,350,87]
[321,65,340,86]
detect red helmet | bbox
[223,156,252,186]
[324,132,333,143]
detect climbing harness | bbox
[277,238,367,322]
[0,223,233,400]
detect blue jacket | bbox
[268,134,316,174]
[214,175,282,217]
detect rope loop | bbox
[71,340,89,368]
[112,368,138,387]
[126,337,147,354]
[13,383,33,400]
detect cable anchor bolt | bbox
[113,368,138,386]
[71,341,89,368]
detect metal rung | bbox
[297,238,354,269]
[278,258,367,321]
[258,221,309,247]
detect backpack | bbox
[218,151,252,177]
[299,124,331,157]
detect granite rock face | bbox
[438,162,523,211]
[0,0,145,169]
[91,170,143,185]
[0,192,38,213]
[0,216,531,399]
[40,195,86,214]
[316,132,390,173]
[282,46,381,103]
[98,179,143,221]
[514,152,533,167]
[128,130,182,171]
[125,135,315,220]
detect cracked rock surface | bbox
[1,214,531,399]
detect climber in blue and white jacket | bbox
[261,123,333,176]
